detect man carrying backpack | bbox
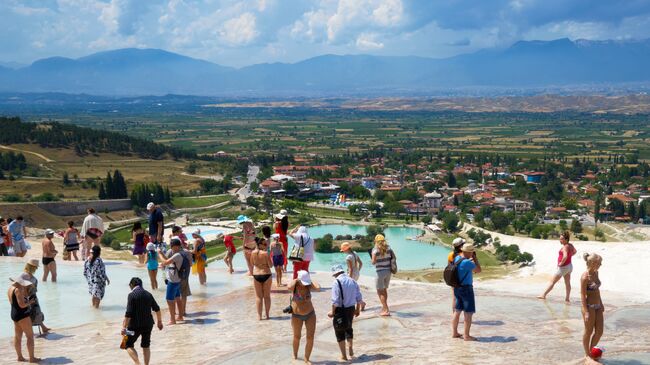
[158,237,184,324]
[177,245,192,318]
[451,243,481,341]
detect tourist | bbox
[451,243,482,341]
[238,215,256,276]
[288,225,315,280]
[223,235,236,274]
[8,274,40,363]
[251,237,273,320]
[262,225,272,244]
[371,234,395,316]
[191,228,207,285]
[23,260,51,335]
[63,221,80,261]
[170,226,189,250]
[538,231,577,302]
[83,245,110,308]
[131,222,146,264]
[270,233,285,287]
[288,270,320,364]
[158,237,184,324]
[328,264,363,361]
[8,216,28,257]
[341,241,366,311]
[581,253,604,360]
[41,229,58,282]
[177,241,193,318]
[121,277,164,365]
[448,237,466,312]
[147,203,164,250]
[274,210,289,271]
[81,208,104,259]
[145,243,158,290]
[0,217,9,256]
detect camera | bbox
[283,305,293,314]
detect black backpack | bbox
[443,257,469,288]
[178,252,191,280]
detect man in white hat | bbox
[328,264,363,361]
[147,203,164,249]
[451,243,482,341]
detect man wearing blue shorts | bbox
[158,238,183,325]
[451,243,482,341]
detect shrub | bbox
[111,240,122,251]
[101,231,116,246]
[315,234,335,253]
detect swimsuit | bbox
[253,274,271,283]
[10,290,30,322]
[292,310,315,321]
[585,275,602,310]
[42,257,55,265]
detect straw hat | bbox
[374,234,386,243]
[461,243,476,253]
[339,242,352,252]
[26,259,40,268]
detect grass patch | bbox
[301,206,358,220]
[172,195,231,208]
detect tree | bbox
[246,196,260,211]
[447,172,457,188]
[570,219,583,234]
[594,194,602,226]
[283,180,299,194]
[608,198,625,217]
[98,183,107,200]
[62,172,71,186]
[627,202,637,220]
[105,172,114,199]
[490,211,509,232]
[112,170,128,199]
[281,199,299,213]
[442,212,459,232]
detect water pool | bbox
[0,259,247,338]
[232,224,450,272]
[182,225,225,239]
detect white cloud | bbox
[372,0,403,26]
[356,33,384,50]
[219,12,260,46]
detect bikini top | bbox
[293,286,311,302]
[586,274,601,291]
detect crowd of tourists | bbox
[3,205,605,364]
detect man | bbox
[81,208,103,259]
[328,264,363,361]
[173,240,192,318]
[122,277,163,365]
[451,243,482,341]
[147,203,164,249]
[157,237,183,324]
[8,216,28,257]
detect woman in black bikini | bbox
[288,270,320,364]
[8,274,40,363]
[581,252,604,360]
[251,237,273,320]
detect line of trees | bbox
[0,151,27,172]
[98,170,128,200]
[130,183,171,207]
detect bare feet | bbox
[537,295,546,300]
[379,311,391,316]
[464,335,477,341]
[349,346,354,357]
[167,321,176,325]
[452,333,463,339]
[360,302,366,311]
[29,357,41,363]
[565,300,571,304]
[17,356,26,362]
[340,356,349,361]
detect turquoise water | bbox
[182,225,224,238]
[232,224,450,272]
[0,260,247,338]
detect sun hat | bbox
[461,243,476,253]
[10,274,33,287]
[374,234,385,243]
[45,228,55,236]
[270,233,280,239]
[236,215,252,225]
[27,259,40,268]
[275,209,288,220]
[452,237,466,247]
[191,228,201,236]
[146,242,155,251]
[331,264,345,276]
[339,242,352,252]
[297,270,312,286]
[146,202,155,210]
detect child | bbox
[171,226,189,250]
[146,242,158,290]
[269,233,285,286]
[63,221,80,261]
[223,235,236,274]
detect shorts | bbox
[375,270,391,290]
[13,239,26,254]
[272,255,284,267]
[454,286,476,313]
[42,257,55,266]
[180,278,192,297]
[125,326,153,349]
[334,306,356,342]
[165,281,181,301]
[555,264,573,277]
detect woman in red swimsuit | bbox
[538,231,577,302]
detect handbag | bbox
[389,249,398,274]
[288,236,305,262]
[332,279,347,331]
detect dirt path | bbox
[0,144,55,162]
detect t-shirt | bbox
[447,251,456,265]
[372,247,392,273]
[8,220,24,241]
[125,286,160,329]
[165,251,183,283]
[224,239,236,254]
[148,208,164,239]
[346,252,360,280]
[454,255,476,286]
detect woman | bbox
[24,259,51,335]
[83,245,110,308]
[538,231,577,302]
[41,229,58,282]
[581,252,604,360]
[238,215,257,276]
[372,234,394,316]
[8,274,40,363]
[270,233,285,287]
[131,222,146,264]
[63,221,80,261]
[289,225,315,280]
[274,210,289,272]
[0,218,10,256]
[191,229,207,285]
[288,270,320,364]
[250,237,273,320]
[223,235,236,274]
[341,241,366,311]
[146,242,159,290]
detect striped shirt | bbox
[372,246,392,273]
[125,286,160,329]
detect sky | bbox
[2,0,650,68]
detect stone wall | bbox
[0,199,132,217]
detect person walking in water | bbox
[8,216,28,257]
[328,264,363,362]
[81,208,103,259]
[145,243,158,290]
[451,243,482,341]
[41,229,58,282]
[83,245,110,308]
[581,253,604,360]
[131,222,146,264]
[23,260,51,335]
[538,231,577,302]
[63,221,80,261]
[223,235,236,274]
[8,274,40,363]
[158,238,183,324]
[191,228,207,285]
[147,203,165,250]
[121,277,163,365]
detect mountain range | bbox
[2,38,650,96]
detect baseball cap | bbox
[452,237,466,247]
[146,202,155,210]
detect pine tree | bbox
[62,172,71,185]
[105,172,114,199]
[113,170,128,198]
[98,183,107,200]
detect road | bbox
[236,165,259,201]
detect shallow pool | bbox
[0,260,247,338]
[232,224,450,272]
[182,225,225,239]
